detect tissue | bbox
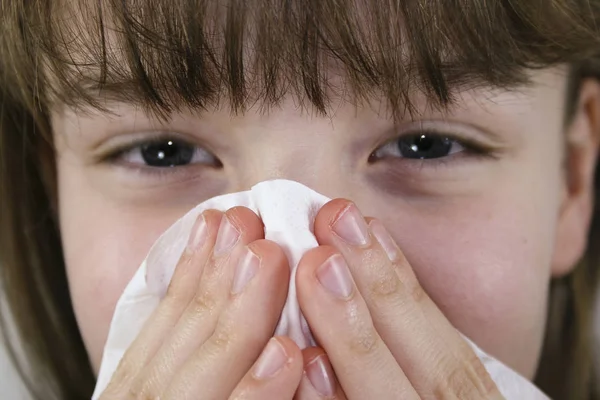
[92,179,548,399]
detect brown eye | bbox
[397,134,456,159]
[141,140,195,167]
[117,138,219,168]
[373,133,466,161]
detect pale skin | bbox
[53,68,600,398]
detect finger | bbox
[296,246,419,400]
[133,206,265,396]
[101,209,222,396]
[294,347,347,400]
[163,239,291,399]
[313,199,501,399]
[230,337,304,400]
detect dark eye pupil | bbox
[398,134,452,159]
[141,140,194,167]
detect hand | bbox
[295,199,505,400]
[100,207,304,400]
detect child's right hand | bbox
[98,207,304,399]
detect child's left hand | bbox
[293,199,505,400]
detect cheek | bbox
[364,185,558,379]
[59,177,187,372]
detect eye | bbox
[372,133,466,160]
[117,138,219,167]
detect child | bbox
[2,0,600,399]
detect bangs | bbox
[2,0,600,118]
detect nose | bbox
[236,142,347,197]
[225,118,354,198]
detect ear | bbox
[552,78,600,277]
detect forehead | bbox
[29,0,566,119]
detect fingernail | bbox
[231,247,260,294]
[214,215,240,257]
[316,254,354,298]
[305,355,336,397]
[252,338,289,379]
[331,204,370,246]
[186,214,208,253]
[369,220,399,261]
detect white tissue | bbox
[92,179,548,399]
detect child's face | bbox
[52,68,593,380]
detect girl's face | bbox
[52,68,598,380]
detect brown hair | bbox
[2,0,600,399]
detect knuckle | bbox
[191,289,218,315]
[347,316,380,356]
[209,323,236,352]
[468,356,501,399]
[111,356,137,388]
[433,353,498,400]
[129,385,159,400]
[367,265,428,308]
[368,271,401,300]
[130,370,165,400]
[101,358,145,399]
[409,281,427,304]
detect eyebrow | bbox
[66,79,173,111]
[58,69,524,123]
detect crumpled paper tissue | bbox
[92,179,548,399]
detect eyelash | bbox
[99,135,221,182]
[369,131,492,165]
[101,130,491,179]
